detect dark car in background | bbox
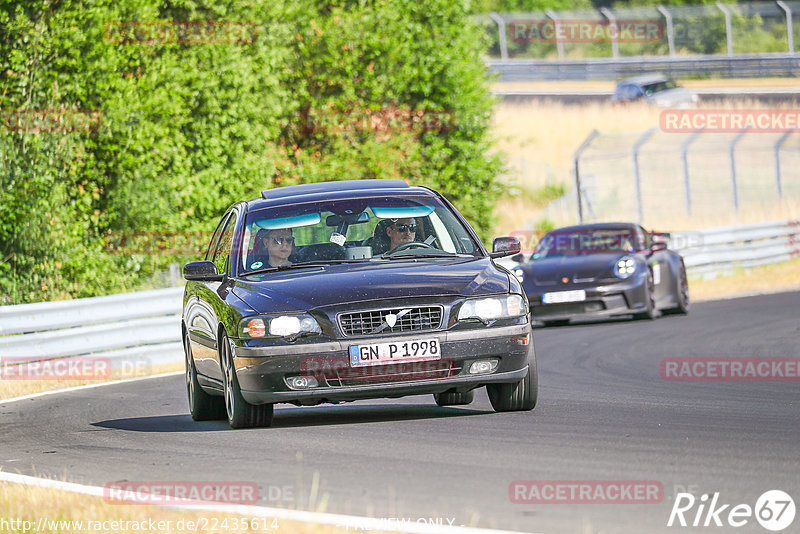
[611,74,699,108]
[182,179,536,428]
[511,223,689,326]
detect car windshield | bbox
[642,79,678,95]
[532,229,636,259]
[239,193,481,273]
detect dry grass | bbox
[488,98,800,234]
[0,480,394,534]
[689,257,800,302]
[0,361,183,402]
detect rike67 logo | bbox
[668,490,795,531]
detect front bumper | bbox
[527,276,648,322]
[231,324,533,405]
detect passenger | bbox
[259,228,294,267]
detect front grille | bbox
[325,360,461,387]
[339,306,443,336]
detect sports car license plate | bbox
[542,290,587,304]
[349,339,441,367]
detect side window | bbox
[213,212,238,275]
[206,213,231,261]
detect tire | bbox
[542,319,570,327]
[486,365,538,412]
[220,332,274,429]
[434,390,474,406]
[634,272,657,320]
[184,329,225,421]
[666,262,690,315]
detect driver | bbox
[385,218,417,252]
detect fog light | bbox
[468,359,499,375]
[286,376,319,389]
[585,302,603,312]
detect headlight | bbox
[458,295,528,322]
[512,268,524,283]
[614,256,637,279]
[238,314,322,339]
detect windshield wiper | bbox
[244,259,371,275]
[381,252,470,260]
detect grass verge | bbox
[688,257,800,302]
[0,361,183,402]
[0,479,394,534]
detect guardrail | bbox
[670,219,800,276]
[0,287,184,369]
[487,53,800,81]
[2,222,797,372]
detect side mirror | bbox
[183,261,224,281]
[490,236,521,258]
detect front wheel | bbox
[486,365,537,412]
[634,272,657,320]
[220,332,274,429]
[434,390,474,406]
[666,262,690,315]
[184,329,225,421]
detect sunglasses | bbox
[393,223,417,233]
[268,236,294,245]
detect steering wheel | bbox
[388,241,434,254]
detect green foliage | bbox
[0,0,502,303]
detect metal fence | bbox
[480,2,800,60]
[0,287,183,370]
[572,128,800,227]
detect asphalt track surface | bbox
[2,291,798,534]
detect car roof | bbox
[247,179,436,210]
[546,222,641,233]
[617,74,670,86]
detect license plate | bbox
[349,339,441,367]
[542,290,586,304]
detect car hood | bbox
[521,253,628,284]
[232,257,510,311]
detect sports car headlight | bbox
[614,256,637,279]
[458,295,528,322]
[512,268,524,283]
[238,314,322,339]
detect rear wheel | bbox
[184,329,225,421]
[220,332,273,429]
[434,390,474,406]
[487,365,537,412]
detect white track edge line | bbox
[0,472,539,534]
[0,371,184,405]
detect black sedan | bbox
[182,179,536,428]
[511,223,689,326]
